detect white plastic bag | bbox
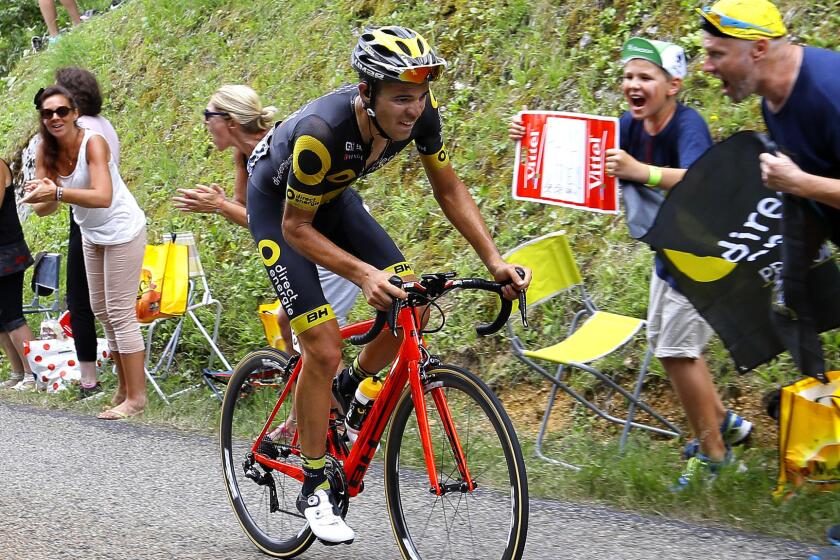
[24,338,111,393]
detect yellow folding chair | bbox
[504,231,680,469]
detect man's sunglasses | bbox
[398,64,443,84]
[701,6,775,35]
[39,106,74,119]
[204,109,230,121]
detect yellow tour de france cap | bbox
[697,0,787,40]
[620,38,687,79]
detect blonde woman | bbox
[174,85,362,340]
[175,85,360,434]
[174,85,274,228]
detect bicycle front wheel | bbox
[219,348,315,558]
[384,364,529,560]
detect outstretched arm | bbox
[422,160,531,299]
[605,148,686,190]
[173,149,249,227]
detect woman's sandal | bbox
[97,407,142,421]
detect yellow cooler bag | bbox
[776,370,840,495]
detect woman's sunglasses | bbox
[39,106,74,119]
[204,109,230,122]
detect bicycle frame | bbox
[247,306,474,498]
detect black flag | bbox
[640,132,840,376]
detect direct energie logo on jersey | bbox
[286,187,322,211]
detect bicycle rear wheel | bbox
[384,364,529,559]
[219,348,315,558]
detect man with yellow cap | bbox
[699,0,840,222]
[702,1,840,542]
[699,0,840,405]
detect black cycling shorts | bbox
[247,184,413,335]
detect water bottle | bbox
[344,376,383,443]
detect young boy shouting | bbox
[509,37,752,488]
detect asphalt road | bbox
[0,402,818,560]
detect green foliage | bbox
[1,0,839,536]
[1,0,839,398]
[0,0,114,77]
[0,0,45,76]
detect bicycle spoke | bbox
[220,349,316,557]
[385,365,528,560]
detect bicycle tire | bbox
[384,363,529,560]
[219,347,315,558]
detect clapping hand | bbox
[21,178,58,204]
[173,183,226,213]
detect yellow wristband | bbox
[645,165,662,187]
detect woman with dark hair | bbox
[23,85,147,420]
[0,158,36,390]
[52,66,120,397]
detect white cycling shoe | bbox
[297,489,355,545]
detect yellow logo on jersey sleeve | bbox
[293,135,331,186]
[286,187,323,211]
[420,143,449,170]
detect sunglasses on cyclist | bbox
[700,6,775,36]
[398,64,444,84]
[204,109,230,122]
[39,106,74,120]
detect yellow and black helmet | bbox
[351,26,447,84]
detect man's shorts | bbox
[646,270,713,359]
[317,265,360,327]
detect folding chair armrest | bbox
[567,308,591,336]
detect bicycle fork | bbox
[402,315,476,496]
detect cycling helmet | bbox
[351,26,447,84]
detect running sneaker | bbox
[829,524,840,548]
[811,548,840,560]
[671,450,733,492]
[683,410,753,459]
[296,488,355,545]
[30,36,45,52]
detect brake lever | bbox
[514,267,528,329]
[388,275,402,338]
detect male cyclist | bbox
[246,26,531,544]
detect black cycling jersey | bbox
[247,84,449,206]
[247,84,450,335]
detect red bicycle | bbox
[220,272,529,559]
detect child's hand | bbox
[606,149,647,183]
[507,106,527,142]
